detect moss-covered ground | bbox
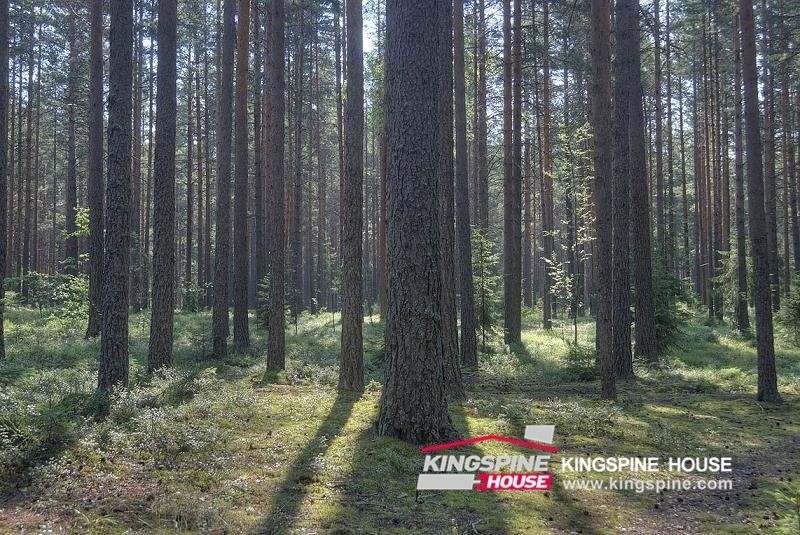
[0,303,797,533]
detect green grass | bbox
[0,302,798,533]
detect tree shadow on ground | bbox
[255,390,358,533]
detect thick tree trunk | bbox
[148,0,178,372]
[454,0,477,369]
[99,0,134,391]
[212,0,235,357]
[590,0,615,399]
[740,0,780,402]
[339,0,364,392]
[376,0,455,445]
[233,0,250,351]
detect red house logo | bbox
[417,425,558,491]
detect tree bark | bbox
[266,0,286,371]
[64,16,78,275]
[628,0,658,362]
[212,0,235,357]
[233,0,250,351]
[99,0,134,391]
[454,0,477,369]
[0,0,8,359]
[611,0,633,377]
[590,0,615,399]
[502,0,522,345]
[760,0,779,310]
[86,0,104,338]
[148,0,178,372]
[339,0,364,392]
[740,0,780,402]
[376,0,455,445]
[733,14,750,332]
[541,0,553,330]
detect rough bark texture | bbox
[627,0,657,362]
[733,16,750,332]
[740,0,780,402]
[266,0,285,372]
[437,0,462,398]
[454,0,477,369]
[611,0,633,378]
[233,0,250,352]
[0,0,7,359]
[212,0,235,357]
[99,0,134,392]
[376,0,455,445]
[590,0,615,399]
[86,0,104,339]
[148,0,178,373]
[339,0,364,392]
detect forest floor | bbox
[0,301,798,534]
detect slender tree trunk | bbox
[0,0,8,359]
[64,16,78,275]
[502,0,522,345]
[628,0,658,362]
[740,0,780,402]
[86,0,104,338]
[454,0,476,369]
[678,75,690,282]
[266,0,286,372]
[541,0,553,330]
[653,0,665,249]
[212,0,235,357]
[148,0,178,372]
[131,6,144,311]
[760,0,779,310]
[476,0,488,230]
[611,0,633,377]
[21,24,33,300]
[253,0,265,308]
[195,50,204,294]
[590,0,615,399]
[436,0,462,398]
[99,0,134,392]
[339,0,364,392]
[733,14,750,332]
[186,49,194,300]
[233,0,250,351]
[376,0,455,445]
